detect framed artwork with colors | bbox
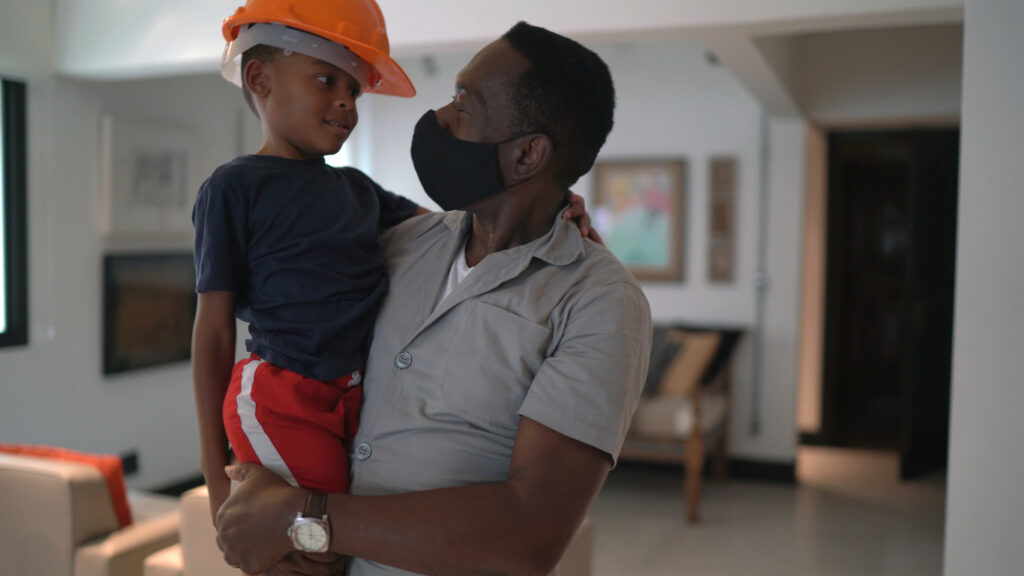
[593,160,687,281]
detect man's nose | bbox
[434,104,455,133]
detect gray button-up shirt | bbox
[348,210,651,576]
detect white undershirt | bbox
[440,238,474,303]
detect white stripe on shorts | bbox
[237,359,299,487]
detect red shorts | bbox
[222,355,362,493]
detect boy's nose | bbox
[334,91,356,109]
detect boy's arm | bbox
[191,290,237,525]
[217,417,610,576]
[564,192,602,244]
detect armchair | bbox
[620,325,743,523]
[0,451,179,576]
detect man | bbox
[216,21,652,576]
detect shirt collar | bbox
[442,206,586,268]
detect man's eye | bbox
[317,75,334,86]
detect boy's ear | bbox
[244,59,271,98]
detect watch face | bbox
[293,519,329,552]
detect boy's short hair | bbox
[501,21,616,188]
[241,44,284,115]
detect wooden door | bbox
[821,129,958,478]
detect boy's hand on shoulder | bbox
[564,192,605,246]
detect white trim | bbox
[221,23,374,89]
[237,359,299,487]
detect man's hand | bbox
[564,193,605,246]
[263,552,349,576]
[216,463,305,575]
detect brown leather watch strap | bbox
[303,490,328,518]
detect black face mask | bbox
[410,110,533,211]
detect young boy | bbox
[191,0,425,528]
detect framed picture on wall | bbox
[592,159,687,281]
[98,114,198,238]
[708,156,738,284]
[102,253,196,375]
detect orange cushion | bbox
[0,443,133,527]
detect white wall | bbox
[944,1,1024,574]
[0,0,53,77]
[374,41,768,324]
[750,117,805,460]
[4,0,972,487]
[367,39,804,462]
[52,0,963,79]
[1,31,807,487]
[792,24,963,124]
[0,72,251,489]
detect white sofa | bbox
[0,452,180,576]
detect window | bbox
[1,78,27,347]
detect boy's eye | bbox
[317,75,334,86]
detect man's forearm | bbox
[218,419,610,576]
[330,481,574,576]
[329,419,609,576]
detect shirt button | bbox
[395,351,412,369]
[356,443,372,461]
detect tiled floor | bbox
[588,447,945,576]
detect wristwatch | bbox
[287,491,331,553]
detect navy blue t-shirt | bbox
[192,155,418,381]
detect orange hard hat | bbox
[222,0,415,97]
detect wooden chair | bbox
[619,325,743,522]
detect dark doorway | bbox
[819,128,958,479]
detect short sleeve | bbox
[372,181,419,229]
[519,282,652,465]
[339,167,419,229]
[192,177,247,293]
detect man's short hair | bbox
[501,21,616,187]
[241,44,283,115]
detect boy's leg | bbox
[224,358,357,493]
[223,356,300,486]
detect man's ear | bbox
[505,134,553,182]
[244,59,271,98]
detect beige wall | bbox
[796,127,826,434]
